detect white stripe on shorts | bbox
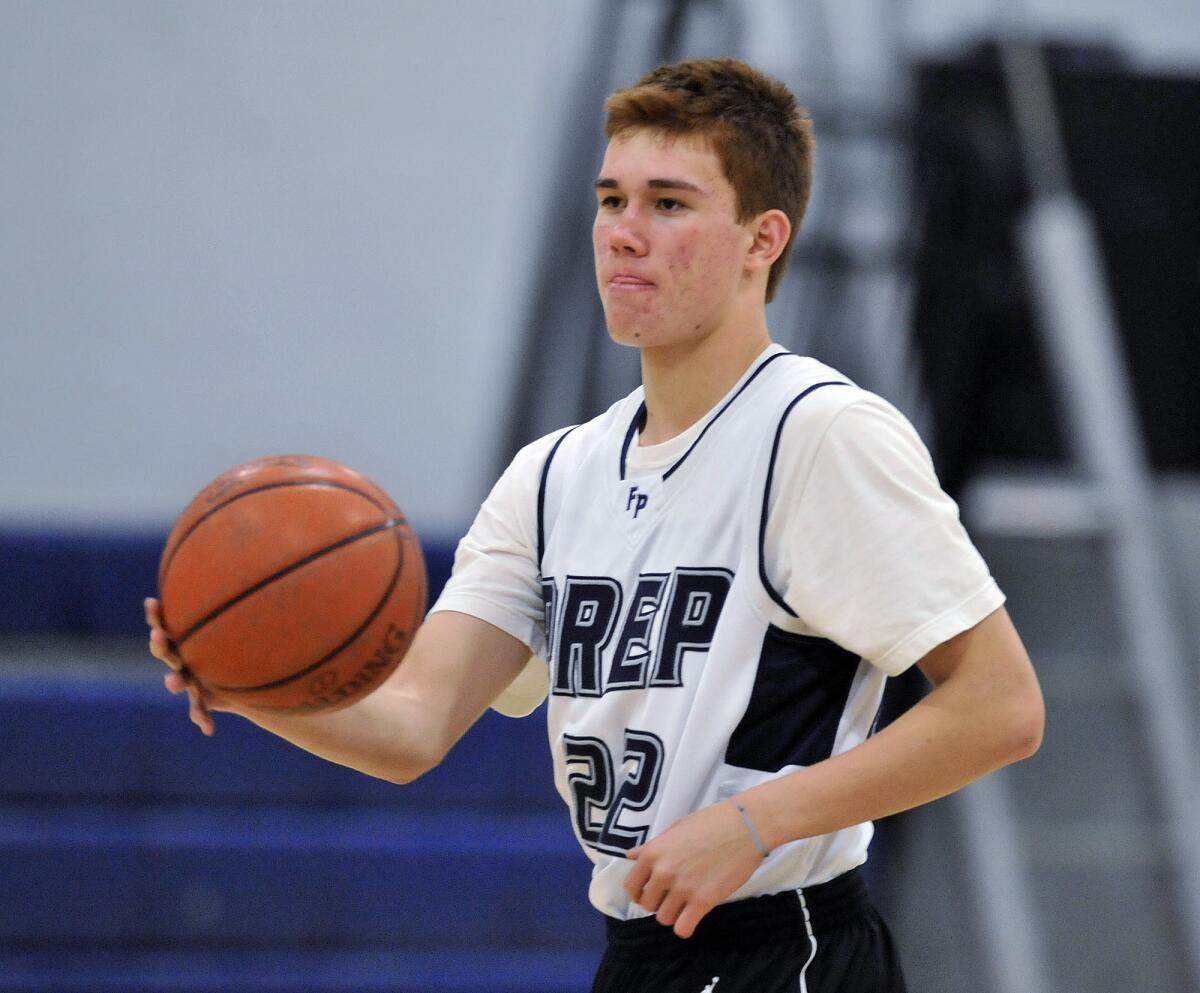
[797,887,818,993]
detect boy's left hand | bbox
[623,798,765,939]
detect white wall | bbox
[0,0,590,537]
[1,0,1195,538]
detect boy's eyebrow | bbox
[593,177,705,193]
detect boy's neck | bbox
[637,320,773,446]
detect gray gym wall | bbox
[0,0,1196,540]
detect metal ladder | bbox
[762,23,1200,993]
[940,35,1200,993]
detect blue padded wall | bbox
[0,530,603,992]
[0,526,457,637]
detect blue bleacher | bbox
[0,529,603,993]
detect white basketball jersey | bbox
[535,349,889,917]
[434,345,1003,920]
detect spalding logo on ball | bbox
[157,454,426,713]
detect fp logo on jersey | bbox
[626,485,649,518]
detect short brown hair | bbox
[604,58,814,302]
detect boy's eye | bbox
[657,198,683,212]
[599,195,623,209]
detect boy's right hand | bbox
[145,596,231,737]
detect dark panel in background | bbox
[911,42,1200,496]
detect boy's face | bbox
[593,129,755,350]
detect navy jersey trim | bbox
[537,426,580,570]
[618,350,800,483]
[725,624,862,773]
[758,381,850,616]
[618,403,646,481]
[662,351,799,480]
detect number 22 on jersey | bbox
[563,729,664,855]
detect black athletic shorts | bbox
[590,868,906,993]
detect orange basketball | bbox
[157,454,426,714]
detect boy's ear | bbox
[745,208,792,272]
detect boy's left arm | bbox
[625,605,1044,938]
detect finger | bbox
[672,898,714,940]
[164,671,189,694]
[630,859,675,913]
[623,855,652,903]
[636,880,668,914]
[145,598,186,670]
[655,890,687,929]
[149,628,183,670]
[188,685,216,737]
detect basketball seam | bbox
[174,518,404,656]
[209,521,412,696]
[158,480,396,591]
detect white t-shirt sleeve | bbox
[427,432,559,717]
[765,394,1003,675]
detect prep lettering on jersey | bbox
[544,567,733,697]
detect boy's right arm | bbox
[146,597,533,784]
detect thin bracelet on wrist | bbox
[732,796,769,858]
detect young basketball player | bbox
[148,58,1044,992]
